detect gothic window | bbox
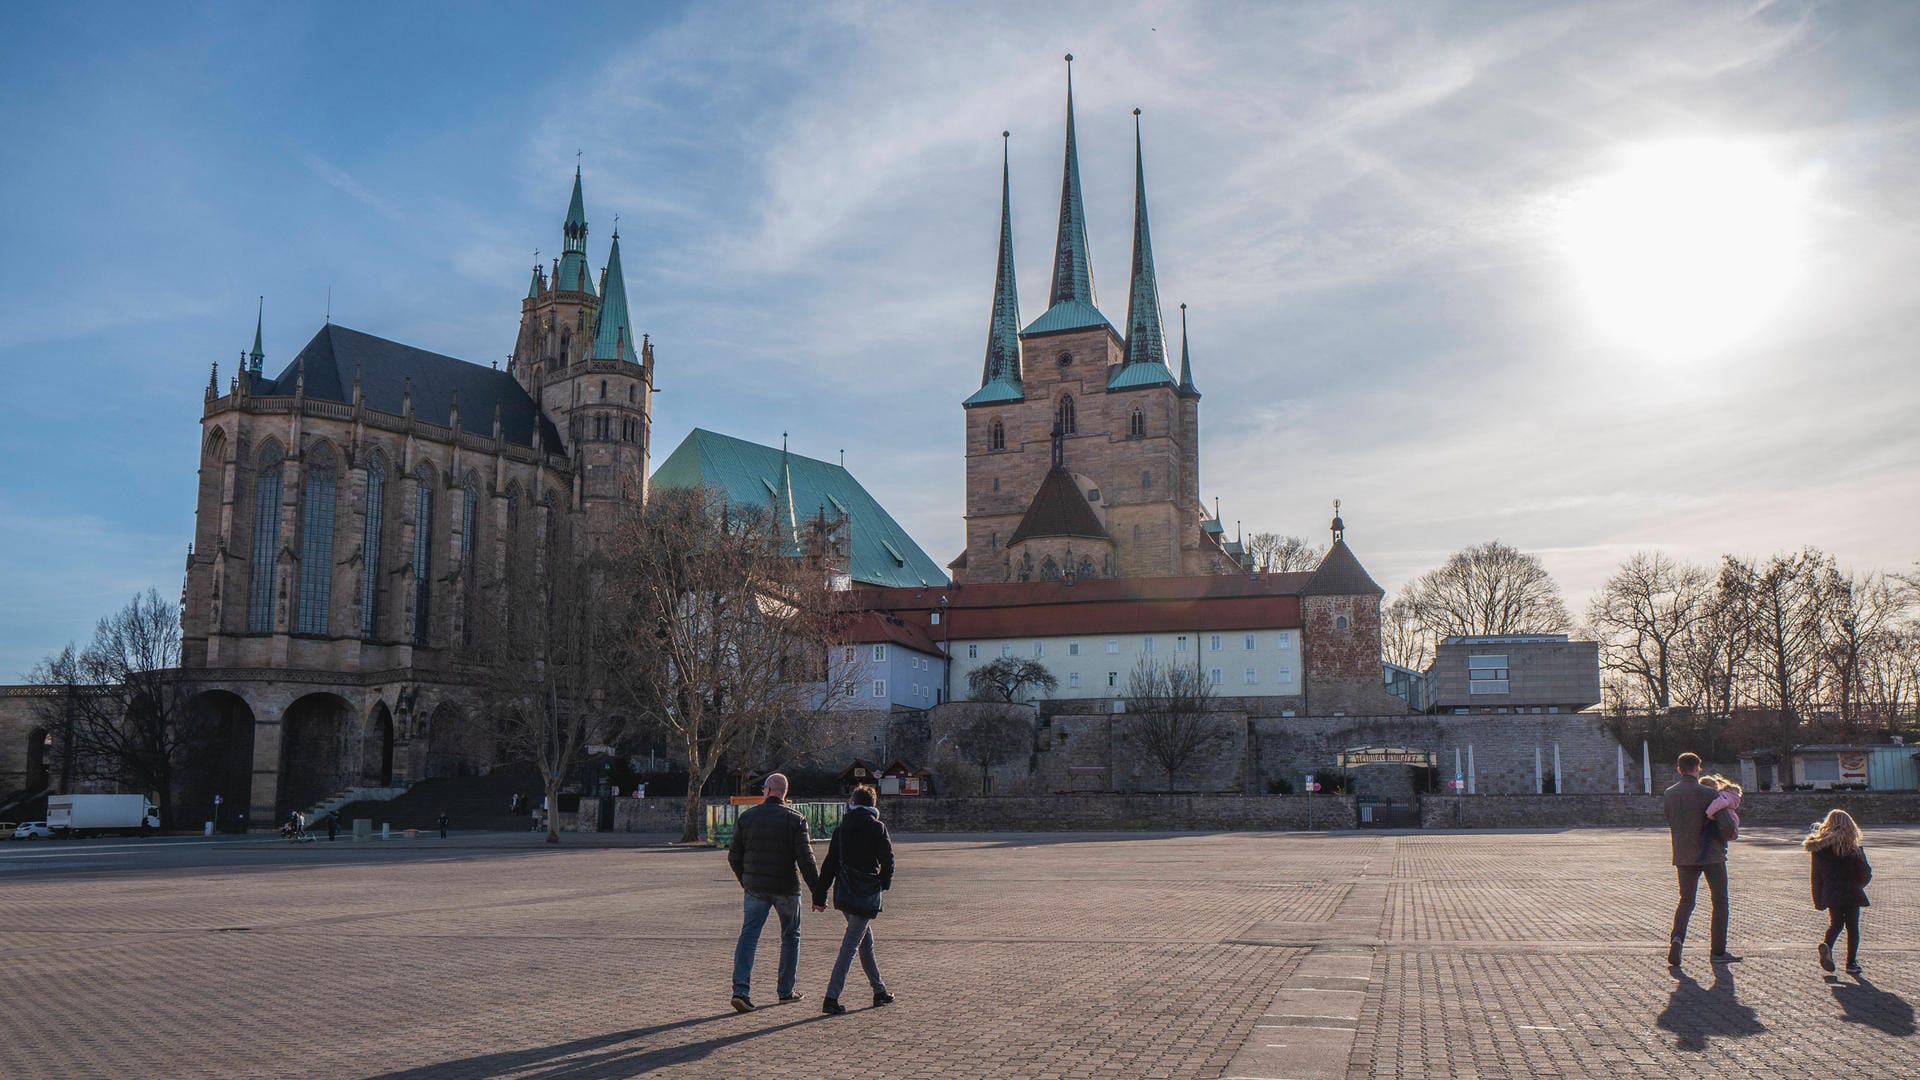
[248,441,285,632]
[559,329,570,357]
[295,444,339,635]
[988,419,1005,451]
[1056,395,1076,435]
[1129,408,1145,438]
[600,380,607,399]
[461,474,479,568]
[412,466,434,645]
[1078,556,1095,580]
[360,451,386,639]
[1039,556,1061,581]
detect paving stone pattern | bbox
[0,826,1914,1078]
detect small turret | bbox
[247,298,265,375]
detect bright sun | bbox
[1561,139,1807,355]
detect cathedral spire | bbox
[1121,109,1169,373]
[966,132,1024,407]
[589,227,638,364]
[776,432,800,556]
[247,297,264,375]
[1049,54,1095,310]
[1177,302,1200,398]
[556,165,595,296]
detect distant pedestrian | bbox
[1804,809,1873,976]
[326,812,338,842]
[726,772,820,1012]
[1663,752,1736,968]
[437,812,449,839]
[812,784,894,1015]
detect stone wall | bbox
[882,793,1359,832]
[1254,713,1633,799]
[1419,791,1920,829]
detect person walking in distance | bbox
[1664,752,1736,968]
[812,784,895,1015]
[727,772,820,1012]
[1805,809,1873,976]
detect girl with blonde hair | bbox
[1803,809,1872,975]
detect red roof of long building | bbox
[841,573,1309,639]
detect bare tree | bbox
[1586,551,1713,712]
[27,590,204,829]
[621,486,850,843]
[1245,533,1325,573]
[952,709,1030,794]
[1124,657,1225,792]
[1403,540,1572,639]
[1380,592,1434,672]
[1817,566,1908,732]
[1731,549,1831,739]
[966,657,1058,703]
[472,508,625,844]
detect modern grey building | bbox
[1427,635,1600,715]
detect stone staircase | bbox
[332,764,543,833]
[296,785,408,825]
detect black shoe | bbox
[1710,952,1742,964]
[1846,962,1863,975]
[1667,941,1682,967]
[730,994,754,1013]
[1819,943,1835,973]
[873,990,894,1006]
[821,997,847,1015]
[779,993,805,1004]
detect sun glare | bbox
[1561,139,1807,355]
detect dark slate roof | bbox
[262,325,562,450]
[1300,538,1385,597]
[1008,466,1109,546]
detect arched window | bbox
[360,450,387,638]
[988,419,1005,451]
[1129,408,1145,437]
[460,473,479,568]
[1055,395,1076,435]
[295,443,338,634]
[412,465,434,644]
[248,441,285,632]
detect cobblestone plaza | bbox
[2,826,1913,1078]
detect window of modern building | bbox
[843,646,856,663]
[1069,642,1080,656]
[1245,668,1258,685]
[295,444,338,635]
[1548,706,1560,714]
[872,644,887,661]
[1244,634,1255,650]
[1001,643,1012,658]
[1068,672,1080,688]
[1210,668,1222,685]
[248,442,285,632]
[359,451,386,638]
[1143,637,1155,655]
[1176,635,1188,652]
[1468,654,1510,695]
[1276,631,1292,648]
[873,679,887,697]
[1210,635,1221,652]
[1108,671,1118,687]
[1032,642,1044,658]
[1106,639,1119,654]
[1278,666,1294,683]
[967,644,979,659]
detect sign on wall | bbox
[1337,746,1437,769]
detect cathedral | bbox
[955,59,1244,585]
[162,167,653,824]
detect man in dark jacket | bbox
[727,772,819,1012]
[1663,752,1733,968]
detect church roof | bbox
[1008,466,1109,546]
[589,232,640,364]
[1021,298,1114,337]
[974,133,1023,403]
[262,324,561,450]
[1300,538,1385,597]
[650,428,949,589]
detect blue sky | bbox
[3,1,1917,678]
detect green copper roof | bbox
[1048,56,1097,312]
[964,378,1024,406]
[526,263,544,299]
[1106,359,1176,390]
[589,232,639,364]
[1119,111,1170,376]
[650,428,950,589]
[976,133,1023,400]
[1021,298,1112,336]
[556,167,595,295]
[248,297,264,375]
[1177,302,1199,398]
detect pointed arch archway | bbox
[278,692,353,818]
[361,700,395,786]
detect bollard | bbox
[353,818,371,842]
[204,821,214,836]
[381,822,390,841]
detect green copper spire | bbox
[1111,109,1174,390]
[589,229,638,364]
[248,297,264,375]
[526,255,544,299]
[1049,55,1095,310]
[967,132,1024,407]
[556,165,595,295]
[1177,302,1200,398]
[776,432,801,556]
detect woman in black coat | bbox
[1804,809,1873,975]
[811,784,894,1014]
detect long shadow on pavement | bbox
[1830,975,1917,1036]
[1656,967,1767,1052]
[364,1011,825,1079]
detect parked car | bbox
[0,821,16,838]
[14,821,53,840]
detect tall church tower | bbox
[510,166,654,541]
[958,58,1232,584]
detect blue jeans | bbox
[732,892,801,999]
[824,911,886,1001]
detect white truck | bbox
[47,794,161,837]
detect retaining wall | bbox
[1419,791,1920,829]
[880,793,1359,832]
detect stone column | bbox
[249,705,285,832]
